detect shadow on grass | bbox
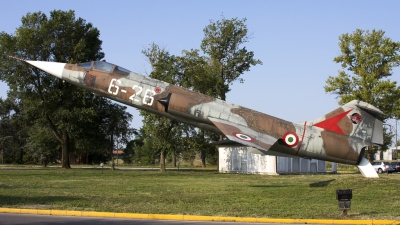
[0,195,80,206]
[0,168,50,171]
[249,185,291,188]
[0,184,17,189]
[309,179,335,187]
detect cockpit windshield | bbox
[113,65,131,76]
[93,61,114,73]
[77,62,92,69]
[77,61,131,76]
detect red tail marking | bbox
[314,109,352,134]
[296,121,307,155]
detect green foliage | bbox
[0,10,105,168]
[27,124,60,165]
[137,138,159,165]
[0,94,30,164]
[140,113,180,170]
[138,17,262,169]
[0,10,132,167]
[201,16,263,100]
[325,29,400,152]
[123,128,144,164]
[325,29,400,118]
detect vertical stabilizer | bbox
[304,100,385,166]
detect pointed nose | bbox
[25,61,66,79]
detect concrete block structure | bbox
[219,147,326,174]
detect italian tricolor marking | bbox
[233,132,254,142]
[283,132,299,147]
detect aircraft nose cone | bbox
[26,61,66,79]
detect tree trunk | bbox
[61,129,71,169]
[200,129,206,167]
[160,150,166,172]
[159,123,174,172]
[201,150,206,167]
[367,152,374,162]
[172,150,176,167]
[110,134,115,170]
[43,159,48,167]
[366,146,377,162]
[111,154,115,170]
[19,146,23,164]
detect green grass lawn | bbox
[0,167,399,220]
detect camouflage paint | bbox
[21,59,385,167]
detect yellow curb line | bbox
[0,208,399,224]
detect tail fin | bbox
[310,100,384,147]
[353,100,385,146]
[307,100,384,178]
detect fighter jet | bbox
[12,57,384,178]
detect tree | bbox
[0,98,14,164]
[324,29,400,161]
[123,129,141,164]
[199,17,263,164]
[201,17,263,101]
[27,124,60,166]
[142,114,180,172]
[0,10,111,168]
[141,44,185,171]
[99,102,134,170]
[0,94,30,164]
[140,17,262,169]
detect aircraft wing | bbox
[207,117,277,153]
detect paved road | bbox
[0,213,303,225]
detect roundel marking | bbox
[232,132,254,142]
[283,132,299,147]
[154,87,162,94]
[350,113,362,124]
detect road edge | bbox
[0,207,398,224]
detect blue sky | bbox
[1,0,400,131]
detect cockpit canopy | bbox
[77,61,131,76]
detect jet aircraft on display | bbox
[12,57,384,178]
